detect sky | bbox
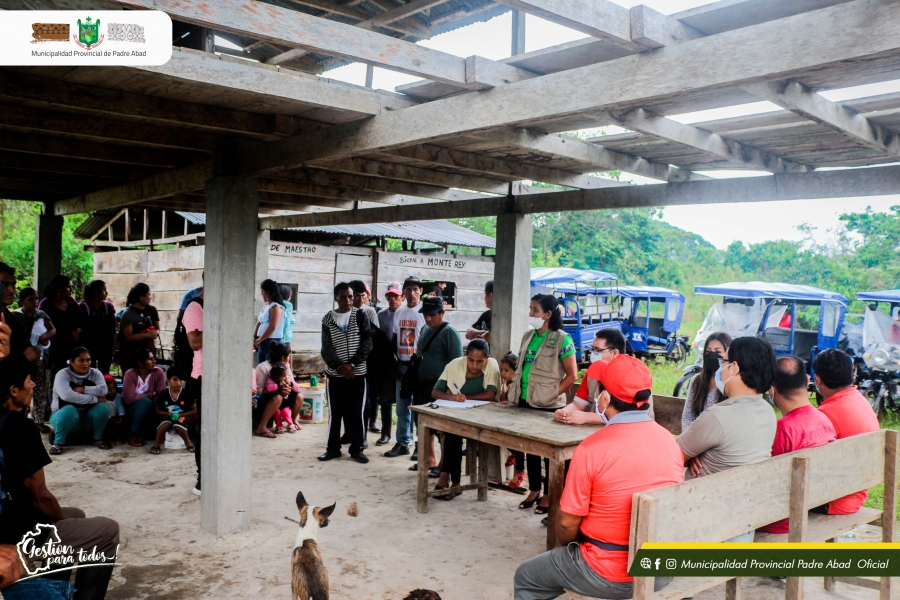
[221,0,900,250]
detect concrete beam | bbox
[201,176,258,535]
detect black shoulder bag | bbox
[400,322,448,399]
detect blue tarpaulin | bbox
[530,267,617,286]
[694,281,848,305]
[858,290,900,303]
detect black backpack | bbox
[173,297,203,379]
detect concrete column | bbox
[511,9,526,56]
[34,202,63,292]
[254,229,270,316]
[201,176,258,535]
[491,211,533,360]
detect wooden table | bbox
[410,403,602,550]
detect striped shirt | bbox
[321,307,372,377]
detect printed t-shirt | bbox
[759,404,836,533]
[560,419,684,582]
[155,388,196,425]
[435,373,497,396]
[520,330,576,400]
[392,303,425,363]
[182,301,203,379]
[677,394,776,479]
[471,309,492,332]
[0,410,53,544]
[818,387,880,514]
[329,310,352,332]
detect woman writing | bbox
[49,347,110,454]
[121,348,167,447]
[38,275,85,373]
[506,294,578,516]
[12,288,55,432]
[681,332,732,432]
[430,339,500,499]
[118,283,160,375]
[253,279,286,364]
[79,280,117,374]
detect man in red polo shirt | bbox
[514,355,683,600]
[812,349,880,515]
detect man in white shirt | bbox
[385,277,424,458]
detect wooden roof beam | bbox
[259,163,900,229]
[115,0,528,88]
[598,108,811,173]
[744,79,900,158]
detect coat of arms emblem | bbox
[74,16,103,49]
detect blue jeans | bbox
[125,397,154,435]
[395,364,412,447]
[257,338,282,365]
[50,404,110,444]
[2,578,73,600]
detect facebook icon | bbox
[654,558,661,570]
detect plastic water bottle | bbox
[310,375,319,388]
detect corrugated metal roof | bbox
[73,210,118,239]
[176,212,495,247]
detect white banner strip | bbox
[3,10,172,66]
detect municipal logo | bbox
[31,23,69,42]
[74,16,104,50]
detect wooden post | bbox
[477,441,489,501]
[786,456,810,600]
[726,579,742,600]
[631,495,658,600]
[161,210,167,239]
[546,458,566,550]
[416,422,432,513]
[823,538,836,591]
[881,430,897,600]
[511,9,526,56]
[124,208,130,242]
[142,209,148,241]
[486,444,503,484]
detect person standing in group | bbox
[554,329,625,426]
[0,263,40,366]
[319,282,373,464]
[79,280,117,375]
[49,347,111,454]
[349,280,380,437]
[466,280,493,346]
[118,283,160,376]
[253,279,286,365]
[681,332,732,432]
[507,294,578,516]
[177,275,203,325]
[385,277,425,458]
[181,288,204,496]
[430,338,499,498]
[409,296,463,470]
[12,287,55,433]
[811,348,880,516]
[121,348,167,448]
[39,275,85,374]
[279,284,296,356]
[374,282,403,446]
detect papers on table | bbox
[430,399,490,410]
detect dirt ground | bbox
[38,417,893,600]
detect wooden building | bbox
[75,209,495,372]
[7,0,900,535]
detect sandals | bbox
[150,446,161,455]
[519,493,542,510]
[254,430,277,439]
[49,444,63,455]
[434,484,459,501]
[408,464,442,478]
[186,444,195,453]
[128,435,143,448]
[535,503,550,515]
[287,424,300,433]
[94,440,109,450]
[508,472,526,490]
[275,427,286,435]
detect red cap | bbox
[103,375,117,389]
[584,359,609,383]
[596,355,652,406]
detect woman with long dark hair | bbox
[38,275,85,373]
[507,294,578,516]
[121,347,166,447]
[79,280,117,374]
[12,287,55,431]
[118,283,159,375]
[253,279,286,364]
[681,331,733,432]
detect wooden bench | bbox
[626,429,897,600]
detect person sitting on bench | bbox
[554,329,624,426]
[677,337,777,541]
[513,355,683,600]
[759,355,836,533]
[812,348,880,515]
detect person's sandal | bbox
[150,446,161,455]
[128,435,143,447]
[508,472,526,490]
[434,484,457,501]
[535,503,549,515]
[94,440,109,450]
[49,444,63,455]
[254,430,277,439]
[186,445,195,453]
[275,427,286,434]
[519,493,542,510]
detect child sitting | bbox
[263,363,301,434]
[150,366,196,454]
[499,352,526,490]
[103,374,126,446]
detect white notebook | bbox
[430,399,490,409]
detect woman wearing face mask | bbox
[507,294,578,516]
[681,332,732,432]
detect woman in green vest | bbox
[507,294,578,515]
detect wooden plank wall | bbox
[95,243,495,371]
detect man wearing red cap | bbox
[514,355,683,600]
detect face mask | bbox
[597,392,610,424]
[714,365,735,396]
[703,351,721,373]
[590,351,604,363]
[528,316,546,330]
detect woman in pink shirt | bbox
[122,348,167,447]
